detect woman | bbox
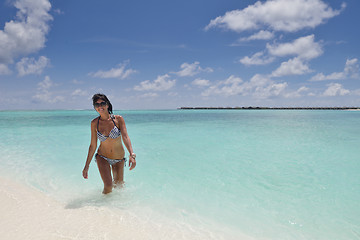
[82,93,136,194]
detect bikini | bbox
[95,116,126,166]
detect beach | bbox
[1,176,244,240]
[0,176,147,240]
[0,110,359,240]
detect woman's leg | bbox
[112,160,125,186]
[96,155,113,194]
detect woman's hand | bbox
[129,155,136,170]
[82,165,89,179]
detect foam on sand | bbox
[0,177,249,240]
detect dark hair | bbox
[92,93,113,114]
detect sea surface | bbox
[0,109,359,240]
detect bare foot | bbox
[113,181,125,189]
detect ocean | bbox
[0,109,359,240]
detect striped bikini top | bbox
[97,116,121,142]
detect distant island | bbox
[179,107,360,110]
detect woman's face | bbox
[94,99,108,114]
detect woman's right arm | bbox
[82,120,98,179]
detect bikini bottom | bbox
[95,153,126,166]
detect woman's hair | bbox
[92,93,113,114]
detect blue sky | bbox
[0,0,359,110]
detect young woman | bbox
[82,93,136,194]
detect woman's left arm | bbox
[118,115,136,170]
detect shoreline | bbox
[0,176,246,240]
[178,107,360,110]
[0,176,142,240]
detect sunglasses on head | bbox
[94,101,107,108]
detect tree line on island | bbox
[179,107,360,110]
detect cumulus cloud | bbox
[344,58,360,79]
[284,86,310,98]
[174,61,213,77]
[202,75,243,97]
[89,61,136,79]
[33,76,64,103]
[0,0,53,65]
[250,74,288,99]
[323,83,350,96]
[240,51,275,66]
[311,72,345,81]
[267,35,323,60]
[71,89,88,97]
[238,30,275,42]
[310,58,360,81]
[16,56,50,76]
[272,57,312,77]
[239,35,322,68]
[38,75,54,89]
[134,74,176,91]
[178,62,213,77]
[139,92,159,98]
[191,78,211,87]
[201,74,287,99]
[205,0,345,33]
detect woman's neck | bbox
[99,112,111,120]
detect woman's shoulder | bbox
[91,117,99,124]
[113,114,123,118]
[113,114,124,120]
[113,115,125,123]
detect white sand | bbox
[0,177,247,240]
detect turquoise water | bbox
[0,109,359,239]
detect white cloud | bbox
[267,35,323,60]
[174,61,213,77]
[272,57,312,77]
[0,0,53,64]
[33,76,64,103]
[238,30,275,42]
[250,74,288,99]
[191,78,211,87]
[53,8,64,15]
[205,0,345,33]
[298,86,310,93]
[72,79,84,84]
[310,58,360,81]
[310,72,345,82]
[323,83,350,96]
[284,86,310,98]
[344,58,360,79]
[240,51,275,66]
[72,89,88,97]
[254,82,288,99]
[16,56,50,76]
[38,75,54,89]
[89,62,136,79]
[201,74,287,99]
[134,74,176,91]
[0,64,12,75]
[139,92,159,98]
[202,75,244,97]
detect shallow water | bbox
[0,109,359,239]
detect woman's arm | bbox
[83,119,98,179]
[118,115,136,170]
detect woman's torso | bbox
[96,116,125,159]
